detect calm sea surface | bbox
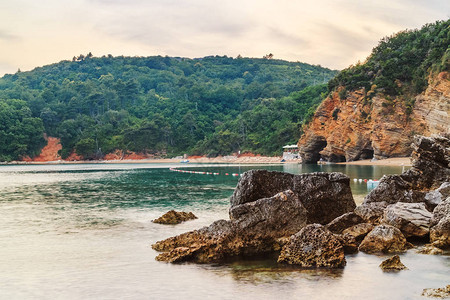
[0,163,448,299]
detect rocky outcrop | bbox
[358,225,411,254]
[382,202,432,238]
[298,72,449,163]
[418,244,444,255]
[152,190,308,263]
[364,134,450,207]
[152,210,198,225]
[379,255,407,271]
[342,223,374,241]
[230,170,356,224]
[354,201,389,224]
[277,224,346,268]
[421,285,450,298]
[430,197,450,248]
[325,212,363,234]
[425,182,450,210]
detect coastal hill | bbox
[0,55,336,161]
[298,20,449,163]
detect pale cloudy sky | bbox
[0,0,448,75]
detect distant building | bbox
[282,145,299,160]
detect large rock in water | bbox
[382,202,432,238]
[152,190,308,263]
[359,225,411,254]
[230,170,356,224]
[364,134,450,206]
[277,224,346,268]
[354,201,389,224]
[379,255,407,271]
[430,197,450,249]
[152,210,197,225]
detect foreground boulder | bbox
[364,134,450,206]
[152,190,308,263]
[343,223,374,241]
[382,202,432,238]
[359,225,411,254]
[379,255,407,271]
[230,170,356,224]
[152,210,197,225]
[430,197,450,248]
[325,212,363,234]
[354,202,389,224]
[277,224,346,268]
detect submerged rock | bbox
[418,244,444,255]
[421,285,450,298]
[153,190,308,263]
[325,212,364,234]
[278,224,346,268]
[379,255,408,271]
[230,170,356,224]
[382,202,432,238]
[359,225,411,254]
[152,210,198,225]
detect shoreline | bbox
[3,156,412,167]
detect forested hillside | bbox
[0,55,336,161]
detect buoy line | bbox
[170,167,381,183]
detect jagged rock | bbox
[153,190,308,263]
[152,210,197,225]
[342,223,374,241]
[277,224,346,268]
[334,233,359,254]
[382,202,432,238]
[354,202,389,224]
[230,170,356,224]
[430,197,450,249]
[364,174,426,205]
[363,134,450,207]
[417,244,444,255]
[421,285,450,298]
[325,212,364,234]
[379,255,408,271]
[359,225,411,254]
[425,182,450,210]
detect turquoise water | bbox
[0,163,448,299]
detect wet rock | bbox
[430,197,450,249]
[152,210,197,225]
[343,223,374,241]
[382,202,432,238]
[425,182,450,210]
[421,285,450,298]
[379,255,408,271]
[334,233,359,254]
[325,212,364,234]
[277,224,346,268]
[354,202,389,224]
[363,134,450,206]
[230,170,356,224]
[359,225,411,254]
[153,190,308,263]
[417,244,444,255]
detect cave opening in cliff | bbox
[310,138,327,163]
[359,149,374,160]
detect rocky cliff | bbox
[298,71,449,163]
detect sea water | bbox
[0,163,448,299]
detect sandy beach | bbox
[6,155,412,167]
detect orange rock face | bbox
[27,137,62,162]
[298,72,450,163]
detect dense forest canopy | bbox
[328,20,449,96]
[0,55,336,160]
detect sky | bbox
[0,0,448,75]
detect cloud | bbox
[0,30,19,41]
